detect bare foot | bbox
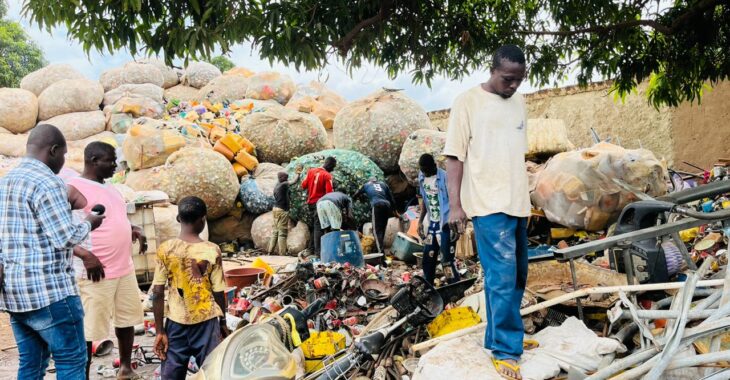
[117,366,139,380]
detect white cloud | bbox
[7,0,550,111]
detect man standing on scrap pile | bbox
[301,156,336,255]
[67,142,147,380]
[0,125,105,380]
[443,45,531,380]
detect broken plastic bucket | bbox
[224,267,266,292]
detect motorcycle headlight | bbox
[219,323,297,380]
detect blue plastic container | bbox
[321,231,364,267]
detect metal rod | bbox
[569,258,584,321]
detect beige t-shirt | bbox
[443,85,531,218]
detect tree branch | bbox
[333,0,394,55]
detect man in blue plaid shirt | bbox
[0,125,105,380]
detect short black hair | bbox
[84,141,116,162]
[492,44,526,69]
[178,196,207,224]
[323,156,337,170]
[418,153,436,168]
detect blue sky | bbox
[5,0,560,111]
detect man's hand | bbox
[75,246,105,282]
[85,213,105,230]
[295,165,304,174]
[153,333,168,361]
[417,222,426,240]
[448,206,468,235]
[132,226,148,254]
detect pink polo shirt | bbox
[68,177,134,279]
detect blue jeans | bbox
[9,295,87,380]
[473,213,528,361]
[422,221,460,285]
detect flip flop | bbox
[491,357,521,380]
[523,339,540,350]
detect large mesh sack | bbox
[164,85,201,102]
[137,58,179,88]
[197,75,249,103]
[0,89,38,134]
[108,97,164,119]
[40,111,105,141]
[333,89,433,173]
[124,166,172,192]
[240,107,328,164]
[107,113,134,134]
[239,163,283,214]
[122,124,187,171]
[532,142,669,231]
[398,129,446,186]
[38,79,104,121]
[65,132,116,172]
[152,204,209,243]
[20,64,85,96]
[286,149,385,226]
[208,212,256,244]
[251,211,310,254]
[527,118,574,158]
[182,62,221,89]
[224,67,255,78]
[245,71,296,105]
[0,133,28,157]
[99,68,125,92]
[161,147,239,220]
[103,83,164,107]
[285,81,347,129]
[0,156,22,178]
[122,62,165,88]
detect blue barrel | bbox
[321,231,364,267]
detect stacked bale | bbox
[239,163,283,214]
[136,58,180,88]
[122,124,187,171]
[398,129,447,185]
[286,149,385,226]
[333,89,434,173]
[239,106,328,165]
[285,81,347,129]
[20,64,85,96]
[224,67,255,78]
[182,61,221,89]
[0,88,38,134]
[251,211,310,254]
[208,211,257,244]
[245,71,296,104]
[164,85,201,103]
[197,75,249,103]
[102,62,168,134]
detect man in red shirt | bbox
[301,156,336,255]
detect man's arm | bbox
[210,251,230,337]
[417,196,426,239]
[287,173,301,186]
[131,225,147,254]
[353,185,365,200]
[73,246,105,282]
[300,171,310,189]
[446,157,467,234]
[34,185,96,250]
[151,285,168,360]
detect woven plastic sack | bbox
[251,211,310,254]
[122,62,165,87]
[532,142,669,231]
[103,83,164,107]
[40,111,106,141]
[153,204,209,243]
[100,67,125,92]
[122,124,187,171]
[109,97,164,119]
[38,79,104,121]
[164,85,201,102]
[0,89,38,133]
[240,107,328,165]
[197,75,249,103]
[285,81,347,129]
[107,113,134,134]
[245,71,296,105]
[333,89,434,173]
[286,149,385,226]
[182,61,221,89]
[161,147,239,220]
[224,67,255,78]
[239,163,283,214]
[398,129,447,185]
[137,58,179,88]
[20,64,85,96]
[208,213,256,244]
[64,132,116,173]
[124,166,172,192]
[0,133,28,157]
[0,156,21,178]
[527,119,574,158]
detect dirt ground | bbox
[0,312,160,380]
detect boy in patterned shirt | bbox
[151,196,229,380]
